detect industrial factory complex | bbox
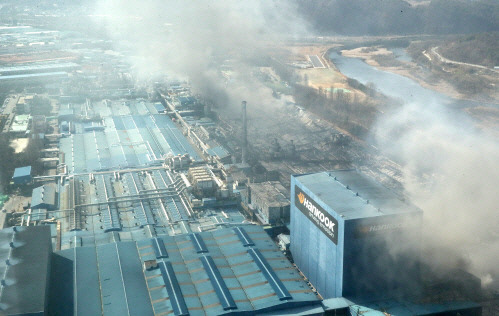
[0,14,489,316]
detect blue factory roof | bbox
[31,184,56,209]
[59,100,201,174]
[83,121,105,132]
[294,170,421,220]
[154,102,166,112]
[0,71,68,80]
[12,165,31,179]
[51,225,321,315]
[139,225,320,314]
[207,146,230,159]
[0,226,52,315]
[0,62,79,74]
[51,242,154,316]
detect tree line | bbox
[439,32,499,67]
[269,58,384,138]
[295,0,499,36]
[0,133,44,194]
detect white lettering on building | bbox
[303,198,335,232]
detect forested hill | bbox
[439,32,499,67]
[295,0,499,36]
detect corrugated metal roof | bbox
[154,102,166,112]
[152,237,169,259]
[158,261,189,315]
[95,174,121,232]
[248,248,292,301]
[124,172,155,226]
[31,183,56,209]
[200,255,237,311]
[0,226,52,315]
[0,71,68,80]
[207,146,230,159]
[233,226,255,247]
[0,62,79,74]
[53,241,155,315]
[138,225,319,315]
[189,233,209,253]
[55,167,247,249]
[51,246,103,315]
[53,225,320,315]
[61,112,201,173]
[295,170,421,220]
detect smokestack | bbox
[289,140,296,158]
[242,101,248,164]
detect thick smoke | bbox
[374,101,499,288]
[93,0,308,113]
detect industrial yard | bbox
[0,1,497,316]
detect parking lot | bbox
[308,55,325,68]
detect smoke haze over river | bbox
[331,50,499,286]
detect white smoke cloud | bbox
[92,0,309,110]
[374,101,499,287]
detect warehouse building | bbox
[9,114,30,136]
[12,165,32,185]
[247,181,290,225]
[49,225,322,315]
[0,226,52,316]
[19,98,247,251]
[290,170,423,300]
[0,62,79,76]
[1,225,320,316]
[0,72,69,86]
[31,183,57,210]
[58,100,201,173]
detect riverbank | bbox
[282,44,350,91]
[339,46,465,101]
[327,46,499,134]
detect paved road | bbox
[309,55,325,68]
[431,46,498,73]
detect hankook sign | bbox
[354,219,417,238]
[295,186,338,245]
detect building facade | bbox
[290,170,423,300]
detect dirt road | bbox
[431,46,498,73]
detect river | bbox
[328,50,497,109]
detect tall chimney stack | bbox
[242,101,248,164]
